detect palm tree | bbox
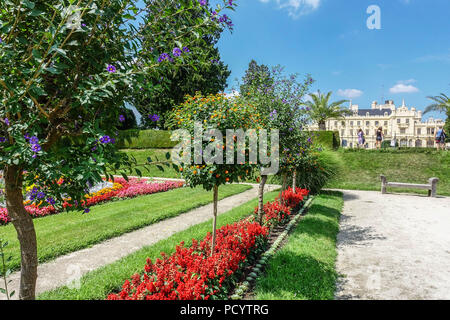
[423,93,450,115]
[304,91,351,130]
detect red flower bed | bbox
[107,220,268,300]
[0,179,184,225]
[281,187,309,208]
[254,187,310,227]
[256,201,292,226]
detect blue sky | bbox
[216,0,450,120]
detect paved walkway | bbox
[335,190,450,300]
[4,183,279,300]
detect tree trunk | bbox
[257,175,268,224]
[4,165,38,300]
[279,173,288,205]
[292,170,297,193]
[210,184,218,257]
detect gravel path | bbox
[335,190,450,300]
[3,183,279,300]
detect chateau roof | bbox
[357,109,393,116]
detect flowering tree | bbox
[0,0,234,300]
[130,0,235,128]
[240,63,314,221]
[168,92,262,253]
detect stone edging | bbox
[230,196,315,300]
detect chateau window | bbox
[427,128,431,135]
[375,121,379,126]
[384,130,387,135]
[357,121,361,126]
[334,121,338,127]
[341,129,345,136]
[350,121,354,126]
[417,129,421,135]
[366,121,370,126]
[350,130,353,136]
[384,121,388,126]
[397,119,401,124]
[400,128,406,134]
[406,119,409,124]
[431,128,435,135]
[366,112,370,116]
[341,121,345,126]
[366,129,369,136]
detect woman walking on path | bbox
[435,127,447,150]
[357,129,365,148]
[375,127,383,149]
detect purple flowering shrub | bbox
[0,0,236,299]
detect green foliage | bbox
[116,130,178,149]
[168,93,262,190]
[239,60,273,96]
[311,131,340,150]
[295,149,341,194]
[241,64,314,176]
[117,108,138,131]
[304,91,351,130]
[132,0,234,129]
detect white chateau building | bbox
[310,99,445,149]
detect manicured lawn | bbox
[38,190,281,300]
[254,191,343,300]
[1,184,251,272]
[326,149,450,196]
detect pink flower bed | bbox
[0,178,185,225]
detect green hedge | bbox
[310,131,340,150]
[116,129,179,149]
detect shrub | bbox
[295,150,341,194]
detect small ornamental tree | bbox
[168,92,263,253]
[0,0,234,300]
[240,64,313,220]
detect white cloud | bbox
[389,81,419,94]
[337,89,363,99]
[259,0,321,19]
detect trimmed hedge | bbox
[310,131,340,150]
[116,129,179,149]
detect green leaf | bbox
[23,0,35,9]
[121,172,129,182]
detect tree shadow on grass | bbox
[296,204,340,241]
[256,251,338,300]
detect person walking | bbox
[375,126,383,149]
[435,127,447,151]
[357,128,365,148]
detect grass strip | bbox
[253,190,343,300]
[1,184,251,272]
[38,190,281,300]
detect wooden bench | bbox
[380,175,439,197]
